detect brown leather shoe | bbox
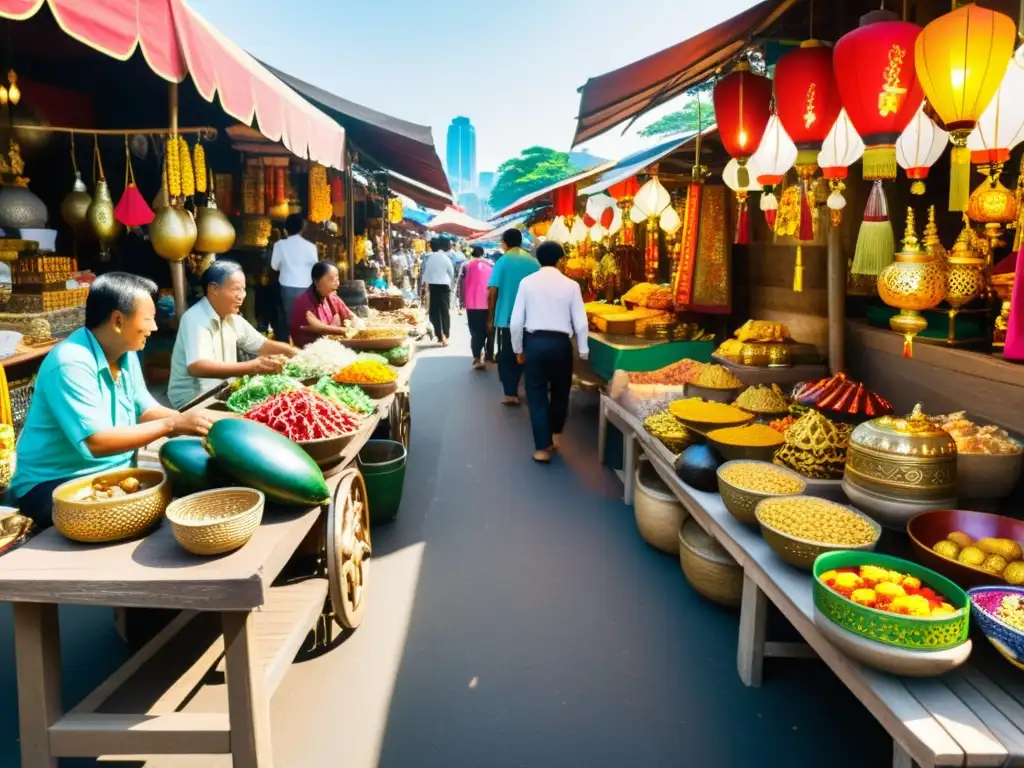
[532,450,551,463]
[501,396,520,405]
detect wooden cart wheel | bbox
[326,468,372,629]
[389,390,411,448]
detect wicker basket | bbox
[756,497,880,570]
[52,468,170,543]
[166,488,264,556]
[634,459,686,554]
[9,376,34,436]
[678,517,742,608]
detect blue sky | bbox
[190,0,756,172]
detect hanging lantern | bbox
[548,183,578,246]
[915,4,1016,211]
[589,223,607,242]
[723,157,763,245]
[547,216,571,244]
[659,206,682,236]
[968,47,1024,168]
[713,60,773,188]
[586,193,616,231]
[818,110,864,226]
[60,170,92,234]
[896,103,947,195]
[751,115,797,228]
[609,176,640,245]
[632,174,672,282]
[773,40,842,170]
[568,217,589,245]
[607,206,623,237]
[833,9,925,181]
[114,142,155,228]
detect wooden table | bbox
[602,395,1024,768]
[0,358,415,767]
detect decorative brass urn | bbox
[86,179,123,255]
[877,207,947,357]
[194,187,235,255]
[60,171,92,233]
[151,204,197,262]
[943,219,986,343]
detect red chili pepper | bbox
[246,391,361,441]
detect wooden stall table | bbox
[602,394,1024,768]
[0,356,415,767]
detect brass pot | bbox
[877,252,948,312]
[195,203,235,254]
[87,179,123,246]
[945,256,986,310]
[842,403,958,529]
[0,183,47,229]
[59,171,92,233]
[151,205,197,262]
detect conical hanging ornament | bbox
[114,136,154,227]
[60,135,91,233]
[86,137,123,257]
[850,180,895,285]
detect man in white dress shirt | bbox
[270,213,319,341]
[509,241,589,463]
[421,237,456,346]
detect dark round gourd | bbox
[159,437,229,496]
[674,443,721,492]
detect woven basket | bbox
[634,459,686,554]
[678,517,742,608]
[336,379,398,399]
[52,468,170,543]
[166,488,264,556]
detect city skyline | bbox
[446,116,478,197]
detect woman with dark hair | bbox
[6,273,215,527]
[289,260,357,348]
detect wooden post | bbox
[14,603,62,767]
[168,82,187,320]
[827,223,846,373]
[345,162,355,278]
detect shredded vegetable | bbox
[286,338,358,378]
[313,377,377,415]
[226,375,302,414]
[245,390,361,441]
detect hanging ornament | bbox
[608,176,640,245]
[86,137,123,258]
[547,216,571,244]
[722,157,762,245]
[631,173,672,282]
[896,103,947,195]
[774,40,843,172]
[114,135,154,228]
[818,110,864,226]
[850,180,895,287]
[915,4,1016,211]
[967,46,1024,170]
[751,115,797,228]
[833,9,924,181]
[712,60,773,188]
[923,205,946,260]
[585,193,616,231]
[60,135,92,234]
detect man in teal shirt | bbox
[487,229,539,404]
[8,273,212,527]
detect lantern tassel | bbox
[736,197,750,245]
[903,334,913,358]
[794,245,804,292]
[799,180,814,241]
[862,146,897,181]
[949,141,970,212]
[851,180,895,278]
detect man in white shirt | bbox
[509,241,589,463]
[270,214,319,342]
[421,237,456,346]
[168,261,297,409]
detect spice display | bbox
[819,566,960,617]
[350,327,407,341]
[166,136,182,198]
[285,337,358,378]
[193,143,207,194]
[759,497,877,546]
[245,390,361,441]
[931,412,1022,455]
[643,410,692,454]
[769,415,798,434]
[931,532,1024,582]
[792,372,893,419]
[627,359,704,385]
[973,591,1024,632]
[334,359,397,384]
[719,462,805,495]
[313,377,377,416]
[733,384,788,414]
[668,399,752,425]
[621,282,660,305]
[707,423,785,448]
[774,410,852,479]
[734,319,790,343]
[226,374,302,415]
[178,136,195,198]
[692,364,742,390]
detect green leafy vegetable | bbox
[313,376,377,415]
[226,375,302,414]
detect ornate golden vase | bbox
[943,222,986,343]
[151,204,197,262]
[86,179,122,254]
[60,171,91,233]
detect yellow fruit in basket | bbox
[932,540,961,560]
[958,546,986,567]
[1004,561,1024,585]
[947,531,974,549]
[982,554,1008,575]
[975,537,1023,561]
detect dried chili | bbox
[244,390,361,441]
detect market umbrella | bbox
[426,207,492,237]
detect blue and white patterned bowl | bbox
[968,586,1024,671]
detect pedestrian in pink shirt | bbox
[461,246,494,369]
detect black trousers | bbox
[428,284,451,340]
[523,331,573,450]
[467,309,488,360]
[497,327,524,397]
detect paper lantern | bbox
[723,157,763,245]
[607,206,623,236]
[818,109,864,224]
[660,206,682,236]
[915,4,1016,210]
[568,218,588,245]
[774,40,843,168]
[632,176,671,219]
[713,60,773,187]
[968,46,1024,167]
[896,103,947,195]
[586,193,616,230]
[833,9,924,180]
[751,115,797,227]
[548,216,570,244]
[589,223,607,242]
[552,184,577,217]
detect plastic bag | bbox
[611,371,687,421]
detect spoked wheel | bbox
[389,390,411,448]
[326,468,372,629]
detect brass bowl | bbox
[166,488,264,556]
[716,460,806,526]
[755,497,881,570]
[52,468,170,543]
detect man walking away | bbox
[510,241,589,463]
[422,237,455,346]
[463,246,493,369]
[270,213,318,342]
[488,229,539,404]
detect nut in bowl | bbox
[907,509,1024,589]
[716,460,806,526]
[52,468,171,543]
[755,496,880,570]
[968,586,1024,670]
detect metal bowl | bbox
[756,497,880,570]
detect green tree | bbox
[488,146,578,212]
[639,84,715,138]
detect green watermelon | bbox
[160,437,229,495]
[204,419,330,506]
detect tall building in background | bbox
[478,171,496,201]
[446,117,477,196]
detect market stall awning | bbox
[387,172,453,212]
[426,207,492,238]
[468,213,533,245]
[263,64,452,197]
[0,0,346,170]
[580,126,718,195]
[490,161,616,220]
[572,0,795,146]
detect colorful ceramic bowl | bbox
[812,551,970,652]
[907,509,1024,590]
[968,586,1024,671]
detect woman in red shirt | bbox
[289,261,355,347]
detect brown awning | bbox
[572,0,796,147]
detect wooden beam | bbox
[49,713,230,757]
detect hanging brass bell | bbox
[151,204,197,262]
[87,179,123,246]
[195,191,235,254]
[60,171,92,233]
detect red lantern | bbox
[833,10,924,181]
[774,40,843,168]
[551,184,577,217]
[609,176,640,246]
[713,61,773,187]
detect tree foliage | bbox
[488,146,578,212]
[639,84,716,138]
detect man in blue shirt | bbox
[8,273,213,528]
[487,229,540,404]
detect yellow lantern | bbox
[914,4,1016,211]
